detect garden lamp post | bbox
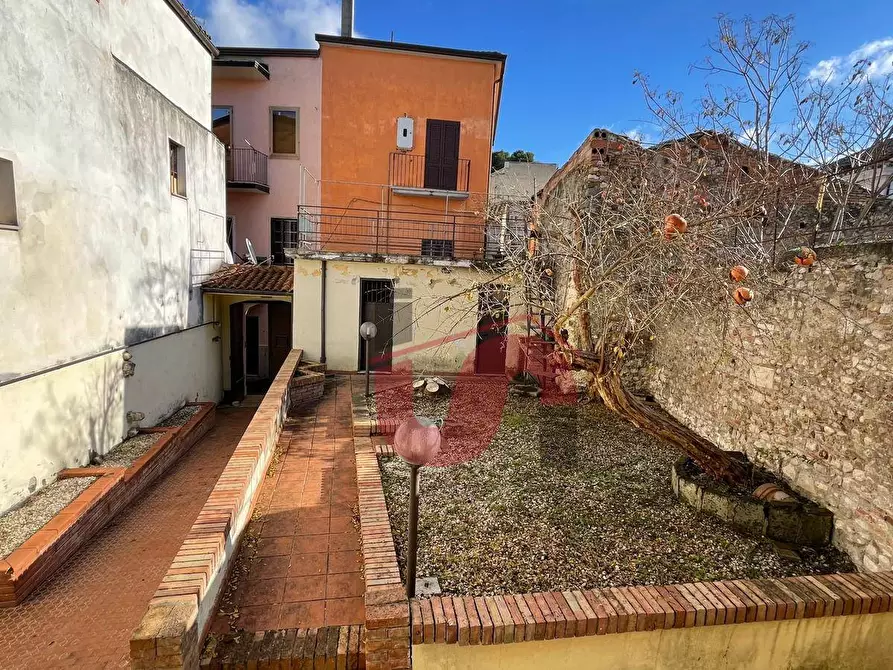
[393,416,442,598]
[359,321,377,397]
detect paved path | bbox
[211,377,365,634]
[0,406,255,670]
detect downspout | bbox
[320,260,327,364]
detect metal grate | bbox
[362,279,394,304]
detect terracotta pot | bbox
[753,483,791,502]
[732,286,754,305]
[729,265,749,282]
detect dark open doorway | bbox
[475,285,509,374]
[268,301,292,378]
[227,299,292,400]
[246,315,260,375]
[359,279,395,372]
[228,302,245,401]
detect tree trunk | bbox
[589,369,749,485]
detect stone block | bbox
[766,501,803,544]
[677,478,702,511]
[798,506,833,547]
[731,499,766,537]
[700,489,733,521]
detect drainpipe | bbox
[320,260,327,364]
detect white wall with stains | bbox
[0,0,226,513]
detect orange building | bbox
[301,34,505,260]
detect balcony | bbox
[281,205,510,263]
[389,152,471,198]
[226,147,270,193]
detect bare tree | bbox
[505,15,893,484]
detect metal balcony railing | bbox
[389,152,471,192]
[226,147,269,192]
[287,205,495,261]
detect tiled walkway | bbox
[0,406,256,670]
[211,377,365,633]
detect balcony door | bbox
[424,119,460,191]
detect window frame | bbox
[269,106,300,158]
[0,157,17,231]
[212,105,234,148]
[169,139,187,198]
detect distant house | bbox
[0,0,227,513]
[832,138,893,199]
[489,160,557,257]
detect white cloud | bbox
[625,127,652,145]
[200,0,342,48]
[808,38,893,82]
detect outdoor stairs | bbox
[202,625,365,668]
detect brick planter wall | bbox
[289,362,326,411]
[130,350,304,670]
[0,402,216,608]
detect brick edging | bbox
[201,624,365,668]
[351,377,410,670]
[412,572,893,645]
[131,350,304,669]
[0,402,217,608]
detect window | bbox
[424,119,460,190]
[421,238,454,259]
[212,106,232,147]
[270,107,299,156]
[271,218,299,263]
[0,158,16,229]
[169,140,187,197]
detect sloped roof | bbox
[202,264,293,295]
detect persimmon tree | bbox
[507,15,893,484]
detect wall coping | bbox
[411,572,893,645]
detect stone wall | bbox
[648,243,893,570]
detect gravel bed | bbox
[99,432,162,468]
[379,393,855,596]
[0,477,97,559]
[156,404,202,427]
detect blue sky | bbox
[186,0,893,166]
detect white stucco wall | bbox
[292,259,509,373]
[0,0,226,513]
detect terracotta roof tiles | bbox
[202,263,293,295]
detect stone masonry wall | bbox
[648,243,893,571]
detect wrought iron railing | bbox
[288,205,499,260]
[226,147,269,190]
[389,152,471,192]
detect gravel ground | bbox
[99,433,162,468]
[156,404,202,427]
[378,392,855,596]
[0,477,97,558]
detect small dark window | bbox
[212,107,232,147]
[421,238,454,259]
[271,108,299,155]
[169,140,186,197]
[271,217,299,264]
[0,158,16,229]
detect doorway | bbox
[475,285,509,374]
[229,302,245,401]
[246,315,260,375]
[359,279,395,372]
[268,301,292,377]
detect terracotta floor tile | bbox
[296,517,330,536]
[239,578,286,606]
[325,597,365,626]
[248,555,290,581]
[238,604,283,631]
[329,503,353,518]
[284,575,327,602]
[327,532,360,551]
[255,536,293,557]
[328,516,354,534]
[325,572,364,599]
[288,552,328,577]
[298,505,331,519]
[327,550,363,574]
[261,517,299,538]
[280,600,326,628]
[293,534,329,554]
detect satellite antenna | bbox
[244,139,254,149]
[245,238,258,265]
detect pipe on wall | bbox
[320,260,327,364]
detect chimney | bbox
[341,0,353,38]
